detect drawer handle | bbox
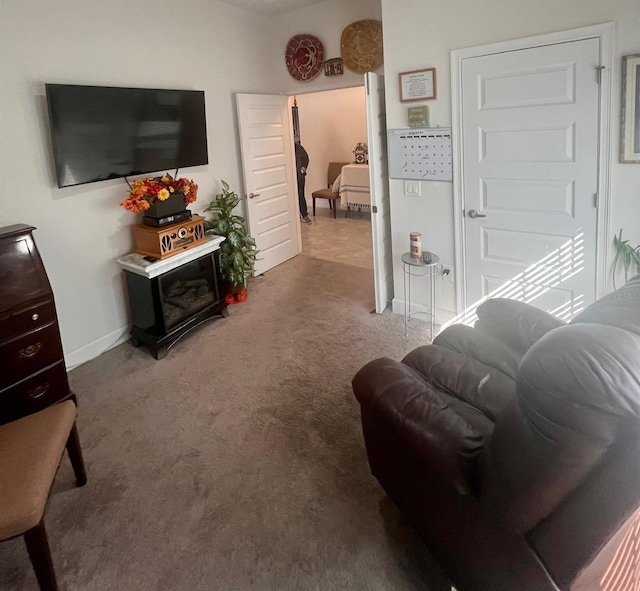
[31,313,40,321]
[19,342,43,358]
[28,383,50,399]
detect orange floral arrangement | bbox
[120,174,199,213]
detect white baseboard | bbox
[65,326,130,370]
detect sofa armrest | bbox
[353,357,484,496]
[475,299,565,355]
[402,345,515,422]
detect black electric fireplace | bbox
[123,250,227,359]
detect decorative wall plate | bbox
[340,20,383,74]
[285,34,325,82]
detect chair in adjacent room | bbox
[0,401,88,591]
[311,161,349,219]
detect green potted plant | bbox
[204,180,258,304]
[612,229,640,290]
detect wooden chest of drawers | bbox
[0,224,72,425]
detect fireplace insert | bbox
[122,246,227,359]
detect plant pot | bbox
[223,285,248,305]
[146,192,188,219]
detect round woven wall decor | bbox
[285,34,325,82]
[340,19,383,74]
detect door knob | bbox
[467,209,486,219]
[248,192,261,199]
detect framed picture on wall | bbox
[324,58,344,76]
[399,68,437,102]
[621,54,640,163]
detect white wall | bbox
[381,0,640,319]
[12,0,631,367]
[0,0,281,367]
[0,0,383,369]
[295,87,367,211]
[275,0,383,95]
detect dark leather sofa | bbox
[353,277,640,591]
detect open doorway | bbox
[291,86,373,271]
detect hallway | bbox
[300,209,373,270]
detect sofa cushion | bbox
[475,298,566,355]
[434,324,522,380]
[571,274,640,336]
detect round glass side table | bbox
[401,252,439,338]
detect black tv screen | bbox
[45,84,208,188]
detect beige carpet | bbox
[0,254,451,591]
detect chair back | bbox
[486,276,640,588]
[327,162,349,188]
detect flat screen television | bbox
[45,84,209,188]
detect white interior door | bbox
[461,38,600,320]
[236,94,301,276]
[365,72,393,314]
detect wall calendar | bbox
[388,127,453,181]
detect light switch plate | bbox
[404,180,421,196]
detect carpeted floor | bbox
[0,254,451,591]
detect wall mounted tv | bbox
[45,84,209,188]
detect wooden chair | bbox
[0,401,87,591]
[311,161,349,219]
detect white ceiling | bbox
[217,0,326,16]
